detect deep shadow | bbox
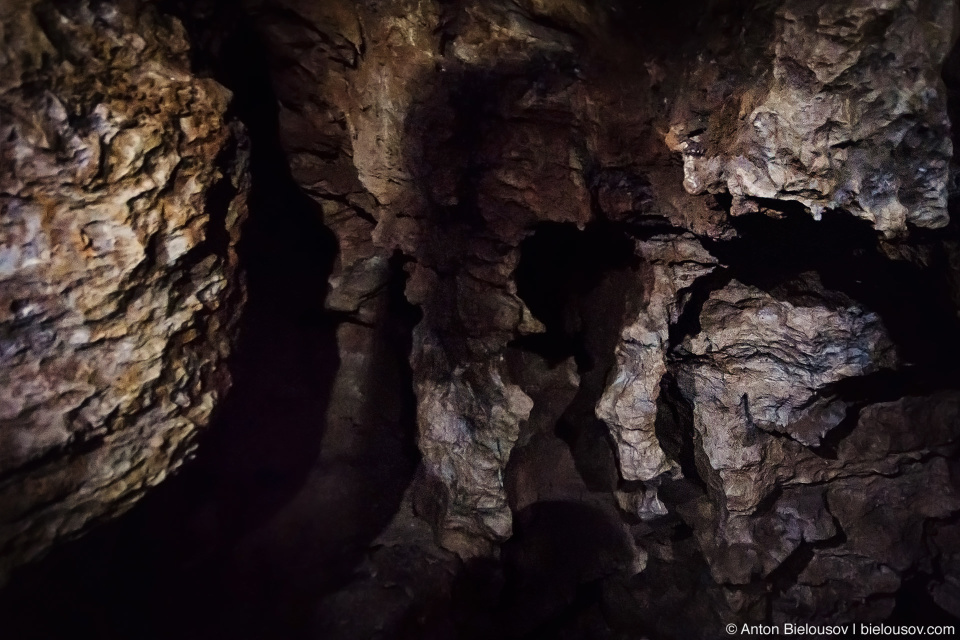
[706,209,960,385]
[512,222,637,491]
[0,7,399,639]
[889,571,960,627]
[512,222,636,368]
[653,373,705,490]
[499,501,637,639]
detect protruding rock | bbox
[676,278,896,514]
[0,1,248,580]
[674,0,956,236]
[597,234,717,484]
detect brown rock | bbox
[248,0,960,629]
[597,234,717,484]
[0,1,247,581]
[675,0,956,236]
[676,278,897,515]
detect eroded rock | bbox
[597,234,717,485]
[0,1,247,580]
[246,0,960,632]
[673,0,956,236]
[676,278,896,513]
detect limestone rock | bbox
[673,283,960,602]
[414,351,534,557]
[777,459,960,623]
[597,234,717,483]
[0,1,247,580]
[677,278,896,514]
[249,0,960,629]
[674,0,956,236]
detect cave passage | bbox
[512,221,636,368]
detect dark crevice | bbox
[751,486,785,519]
[665,267,733,350]
[890,573,960,626]
[703,208,878,289]
[768,519,848,599]
[510,222,637,491]
[705,209,960,385]
[808,367,949,459]
[512,221,636,368]
[385,250,426,473]
[653,373,705,490]
[809,404,863,460]
[0,6,416,640]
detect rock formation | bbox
[0,0,247,581]
[673,0,956,235]
[250,0,960,632]
[1,0,959,637]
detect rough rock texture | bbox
[2,0,958,637]
[250,1,960,632]
[597,234,716,486]
[0,0,247,580]
[673,0,956,236]
[678,278,897,514]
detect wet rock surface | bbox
[1,0,960,638]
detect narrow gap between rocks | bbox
[511,221,636,490]
[705,208,960,392]
[492,222,644,637]
[0,10,420,640]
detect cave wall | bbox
[0,0,959,636]
[0,0,248,581]
[251,0,960,631]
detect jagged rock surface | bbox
[596,234,717,486]
[252,1,960,631]
[0,0,247,580]
[672,0,955,236]
[677,278,897,514]
[0,0,949,636]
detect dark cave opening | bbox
[487,222,649,638]
[706,208,960,387]
[512,221,634,367]
[511,221,636,491]
[889,571,960,627]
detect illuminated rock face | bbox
[672,0,956,236]
[253,0,960,631]
[0,1,247,579]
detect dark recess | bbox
[512,222,635,368]
[705,208,960,388]
[0,7,418,640]
[512,222,637,491]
